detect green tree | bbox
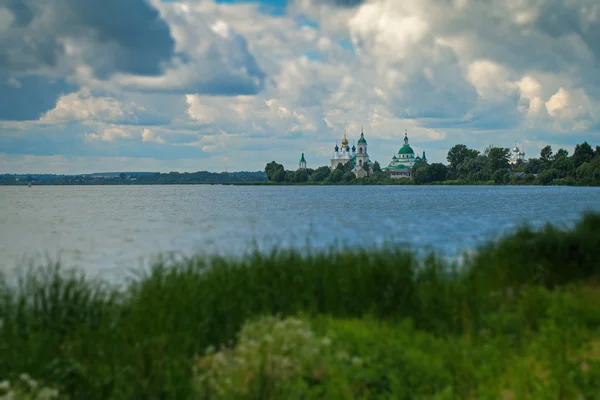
[413,166,431,184]
[576,162,593,181]
[293,169,309,183]
[555,148,569,159]
[271,169,286,183]
[428,163,448,182]
[265,161,285,181]
[524,158,542,174]
[447,144,480,169]
[457,155,488,179]
[552,155,572,178]
[485,147,510,174]
[573,142,594,168]
[342,171,356,183]
[311,166,331,183]
[537,169,558,185]
[327,169,344,183]
[372,161,382,174]
[540,145,554,163]
[492,168,510,184]
[285,171,295,182]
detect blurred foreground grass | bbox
[1,213,600,399]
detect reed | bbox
[0,214,599,399]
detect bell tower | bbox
[298,152,307,170]
[356,126,369,169]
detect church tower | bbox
[298,152,307,170]
[355,126,369,169]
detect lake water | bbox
[1,185,600,278]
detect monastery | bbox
[329,128,372,178]
[383,131,427,179]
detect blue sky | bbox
[1,0,599,173]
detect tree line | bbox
[0,171,268,185]
[265,140,600,186]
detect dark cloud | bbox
[535,0,600,64]
[0,0,175,120]
[423,99,524,131]
[0,124,208,160]
[188,34,266,95]
[0,74,77,120]
[0,0,175,77]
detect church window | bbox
[359,148,363,154]
[359,160,363,166]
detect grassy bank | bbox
[1,214,600,399]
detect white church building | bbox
[330,128,371,178]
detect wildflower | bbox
[0,380,9,391]
[351,356,362,366]
[35,387,60,400]
[321,337,331,347]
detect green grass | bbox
[1,214,600,399]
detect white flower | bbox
[321,337,331,347]
[0,380,9,391]
[35,388,60,400]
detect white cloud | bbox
[94,2,265,95]
[2,0,600,173]
[467,60,517,100]
[141,128,165,144]
[41,89,147,124]
[84,125,134,142]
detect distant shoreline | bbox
[2,180,597,187]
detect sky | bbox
[0,0,599,173]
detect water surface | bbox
[1,185,599,278]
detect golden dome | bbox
[341,133,349,147]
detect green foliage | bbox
[2,215,600,399]
[573,142,594,168]
[485,146,510,173]
[447,144,480,168]
[467,212,600,290]
[492,168,510,183]
[265,161,285,181]
[194,316,342,399]
[540,145,554,163]
[311,166,330,182]
[537,168,558,185]
[371,161,381,173]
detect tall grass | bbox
[0,213,599,399]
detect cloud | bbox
[0,0,175,121]
[141,128,166,144]
[84,125,134,142]
[40,89,150,124]
[0,0,268,121]
[0,0,175,77]
[105,3,266,95]
[0,74,76,120]
[2,0,600,173]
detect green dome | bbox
[358,135,367,144]
[398,145,415,155]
